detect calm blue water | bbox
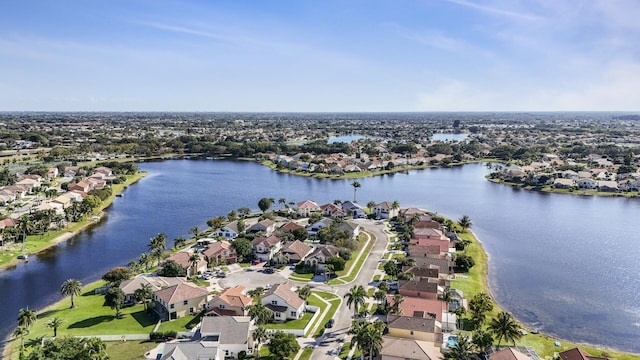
[1,160,639,353]
[327,135,366,143]
[432,133,469,142]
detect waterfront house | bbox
[251,235,282,262]
[261,282,306,322]
[398,277,442,300]
[373,201,399,219]
[165,251,208,277]
[489,347,532,360]
[119,276,186,303]
[386,314,443,345]
[247,219,276,235]
[203,240,237,265]
[408,257,454,276]
[320,203,346,217]
[296,200,320,217]
[68,180,91,193]
[216,221,240,240]
[577,178,597,189]
[380,336,442,360]
[407,244,443,258]
[341,201,366,218]
[386,295,455,332]
[597,180,619,192]
[553,178,575,189]
[206,285,253,316]
[558,348,614,360]
[152,282,208,321]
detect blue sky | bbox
[1,0,639,112]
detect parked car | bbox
[325,318,334,328]
[263,268,275,274]
[265,284,272,290]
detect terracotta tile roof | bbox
[490,347,532,360]
[154,282,208,304]
[297,200,320,209]
[559,348,614,360]
[203,241,234,259]
[166,251,193,268]
[280,221,305,231]
[386,296,444,321]
[251,235,281,247]
[408,244,441,256]
[215,285,252,307]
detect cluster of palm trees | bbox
[14,307,37,351]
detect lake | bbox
[1,160,638,353]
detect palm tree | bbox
[252,325,269,351]
[247,287,265,300]
[296,285,312,300]
[173,236,186,249]
[351,181,361,202]
[390,294,404,315]
[488,311,523,347]
[17,307,37,329]
[60,278,83,308]
[344,285,367,317]
[13,326,29,351]
[47,317,63,337]
[82,337,109,360]
[439,289,455,330]
[189,226,200,238]
[138,252,151,271]
[278,198,286,210]
[247,304,272,325]
[469,292,493,328]
[373,290,386,306]
[238,207,251,218]
[350,319,384,360]
[134,283,153,311]
[458,215,472,232]
[149,233,167,266]
[188,253,201,276]
[18,214,34,251]
[391,200,400,212]
[366,200,376,211]
[452,305,467,329]
[472,329,494,354]
[444,334,474,360]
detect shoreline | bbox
[460,228,639,358]
[0,172,147,272]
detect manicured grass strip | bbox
[328,232,374,285]
[265,312,314,331]
[298,346,314,360]
[156,314,201,332]
[311,298,341,338]
[106,340,156,360]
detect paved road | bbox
[309,220,390,360]
[212,219,391,360]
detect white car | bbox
[265,284,272,290]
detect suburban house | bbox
[160,316,254,360]
[165,251,208,277]
[336,221,361,238]
[68,180,91,193]
[577,178,597,189]
[280,240,313,263]
[152,282,208,321]
[51,195,73,209]
[305,245,341,271]
[119,276,186,303]
[398,277,442,300]
[558,348,615,360]
[400,208,427,223]
[216,221,240,240]
[410,257,454,276]
[407,244,444,259]
[261,282,306,322]
[409,238,454,254]
[341,201,366,218]
[203,240,238,265]
[307,218,333,235]
[247,219,277,235]
[489,347,532,360]
[554,178,575,189]
[296,200,320,217]
[386,295,456,332]
[206,285,253,316]
[411,228,449,241]
[386,314,443,345]
[373,201,399,219]
[251,235,282,262]
[278,221,306,234]
[320,203,346,217]
[380,336,442,360]
[598,180,619,192]
[47,167,59,179]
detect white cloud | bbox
[444,0,543,21]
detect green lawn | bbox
[265,312,313,330]
[329,232,374,285]
[308,292,341,338]
[6,280,158,359]
[299,346,314,360]
[156,314,201,332]
[106,340,156,360]
[289,271,314,282]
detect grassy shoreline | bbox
[452,229,640,360]
[0,171,147,271]
[486,177,640,198]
